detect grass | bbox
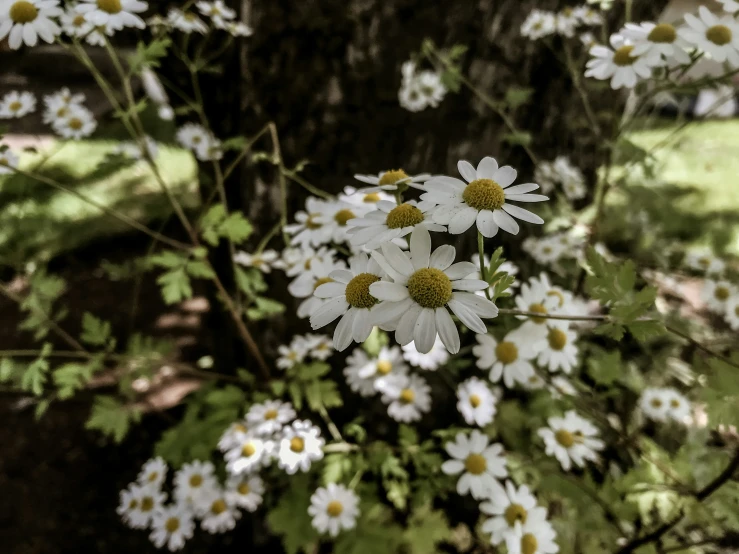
[0,138,198,266]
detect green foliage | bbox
[20,343,52,396]
[701,356,739,427]
[200,204,253,246]
[504,86,534,110]
[151,250,215,304]
[267,473,320,554]
[333,491,405,554]
[53,356,103,400]
[402,503,453,553]
[86,396,141,443]
[80,312,115,349]
[127,38,172,72]
[587,347,622,386]
[502,131,533,147]
[19,270,67,340]
[246,296,285,321]
[286,361,342,413]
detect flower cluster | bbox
[277,333,334,369]
[640,387,691,423]
[398,60,448,112]
[683,247,739,330]
[534,156,587,200]
[176,122,223,162]
[521,5,603,41]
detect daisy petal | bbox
[452,279,488,291]
[476,157,499,179]
[492,209,520,234]
[380,241,415,277]
[446,262,477,279]
[369,281,410,301]
[352,310,373,343]
[476,210,498,238]
[503,193,549,202]
[435,307,459,354]
[334,309,357,351]
[493,166,517,187]
[502,203,544,224]
[372,297,414,324]
[396,304,423,345]
[448,299,488,334]
[457,160,477,182]
[430,245,455,270]
[310,297,349,328]
[452,292,499,318]
[410,226,431,270]
[413,308,437,353]
[504,183,539,195]
[315,282,347,298]
[448,206,478,234]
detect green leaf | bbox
[587,349,622,386]
[627,320,666,343]
[502,131,533,147]
[127,38,172,72]
[86,396,141,443]
[200,204,253,246]
[234,266,268,296]
[80,312,113,347]
[305,379,343,411]
[439,68,462,93]
[403,504,453,554]
[246,296,285,320]
[220,212,253,244]
[333,494,405,554]
[185,260,216,279]
[297,362,331,380]
[53,357,103,399]
[35,398,51,420]
[150,250,187,269]
[322,453,352,485]
[220,136,249,152]
[157,267,192,304]
[21,345,51,396]
[504,86,534,110]
[267,474,319,554]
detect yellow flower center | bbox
[495,341,519,364]
[706,25,732,46]
[9,101,22,112]
[555,429,575,448]
[290,436,305,453]
[647,23,676,43]
[189,474,203,487]
[715,286,730,301]
[305,213,322,230]
[334,208,356,226]
[148,471,159,482]
[326,500,344,517]
[547,328,568,351]
[504,504,528,526]
[386,203,425,229]
[528,303,548,324]
[407,267,453,309]
[670,399,681,408]
[469,394,481,408]
[264,409,278,420]
[211,499,227,515]
[378,169,409,186]
[140,496,154,512]
[399,388,415,404]
[68,117,83,130]
[462,179,506,211]
[521,533,538,554]
[345,272,381,308]
[242,442,256,457]
[650,398,663,408]
[165,517,180,532]
[56,106,68,117]
[464,453,487,475]
[376,360,392,375]
[234,423,247,433]
[313,276,334,291]
[613,45,637,66]
[128,499,138,509]
[363,192,381,203]
[9,1,38,23]
[73,14,86,26]
[238,482,250,495]
[96,0,122,14]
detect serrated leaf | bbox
[35,398,51,420]
[403,504,453,554]
[186,260,216,279]
[297,362,331,380]
[322,453,352,485]
[246,296,285,320]
[628,320,666,343]
[80,312,112,346]
[127,38,171,73]
[267,473,319,554]
[157,267,192,304]
[21,350,50,396]
[86,396,141,443]
[53,359,102,399]
[587,349,621,386]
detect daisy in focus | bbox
[457,376,497,427]
[369,227,499,353]
[480,481,547,546]
[538,410,604,471]
[679,6,739,67]
[353,167,431,193]
[422,157,548,238]
[246,400,295,436]
[277,420,325,474]
[585,34,658,89]
[381,372,432,423]
[76,0,147,31]
[620,21,691,66]
[0,0,62,49]
[402,337,450,370]
[308,484,360,537]
[346,200,446,250]
[149,503,195,551]
[0,90,36,118]
[474,332,537,388]
[441,430,507,500]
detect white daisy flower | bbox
[285,197,336,248]
[505,518,559,554]
[338,185,393,210]
[474,332,537,388]
[343,348,382,397]
[416,70,447,107]
[580,31,598,49]
[304,333,335,360]
[381,372,432,423]
[174,460,218,505]
[664,389,691,423]
[225,474,264,512]
[538,410,604,471]
[457,376,497,427]
[196,0,235,29]
[149,503,195,551]
[480,481,545,546]
[702,279,735,313]
[0,90,36,118]
[288,255,346,319]
[441,430,507,500]
[167,8,207,33]
[550,376,577,397]
[684,246,725,275]
[42,87,84,124]
[316,199,368,244]
[353,168,431,193]
[52,104,97,139]
[278,420,325,475]
[0,0,62,49]
[679,6,739,67]
[310,253,389,350]
[198,487,240,534]
[537,326,579,374]
[226,21,252,37]
[521,373,547,391]
[0,147,19,175]
[402,337,450,370]
[585,34,657,89]
[84,25,112,46]
[60,7,94,38]
[358,345,409,393]
[119,483,167,529]
[520,9,556,40]
[346,200,446,250]
[724,293,739,330]
[573,5,603,26]
[554,9,577,37]
[399,81,429,112]
[76,0,147,31]
[422,157,548,238]
[233,249,279,273]
[224,433,270,475]
[137,456,168,489]
[513,273,570,340]
[524,236,568,266]
[275,246,337,278]
[217,420,250,452]
[639,387,672,422]
[194,133,223,161]
[369,226,499,354]
[308,483,360,537]
[176,122,210,151]
[719,0,739,14]
[276,338,310,370]
[246,400,295,436]
[620,21,691,66]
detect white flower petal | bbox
[448,206,478,234]
[476,157,499,179]
[413,308,437,353]
[369,281,410,301]
[492,209,520,235]
[476,210,498,238]
[492,166,517,188]
[457,160,477,182]
[410,226,431,270]
[502,203,544,224]
[430,245,456,270]
[380,241,415,277]
[448,299,488,334]
[435,307,459,354]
